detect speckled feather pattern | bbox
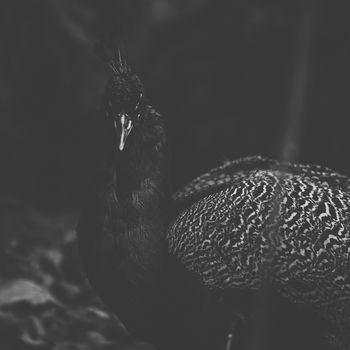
[169,156,350,348]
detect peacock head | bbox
[104,49,146,151]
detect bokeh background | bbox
[1,0,349,210]
[0,1,349,349]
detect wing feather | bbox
[172,155,350,211]
[168,168,350,312]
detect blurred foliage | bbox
[0,198,156,349]
[1,0,350,208]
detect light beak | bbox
[117,114,133,151]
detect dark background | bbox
[1,0,349,209]
[0,2,349,349]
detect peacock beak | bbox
[117,113,133,151]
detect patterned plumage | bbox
[170,155,350,348]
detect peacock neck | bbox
[80,106,168,282]
[113,142,165,202]
[98,107,168,281]
[111,106,167,211]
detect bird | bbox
[77,46,350,350]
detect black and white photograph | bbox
[1,1,350,349]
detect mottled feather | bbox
[169,156,350,348]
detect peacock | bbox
[77,47,350,350]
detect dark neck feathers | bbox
[82,106,168,285]
[113,106,166,201]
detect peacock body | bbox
[77,48,350,350]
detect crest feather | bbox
[109,45,130,75]
[93,25,131,75]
